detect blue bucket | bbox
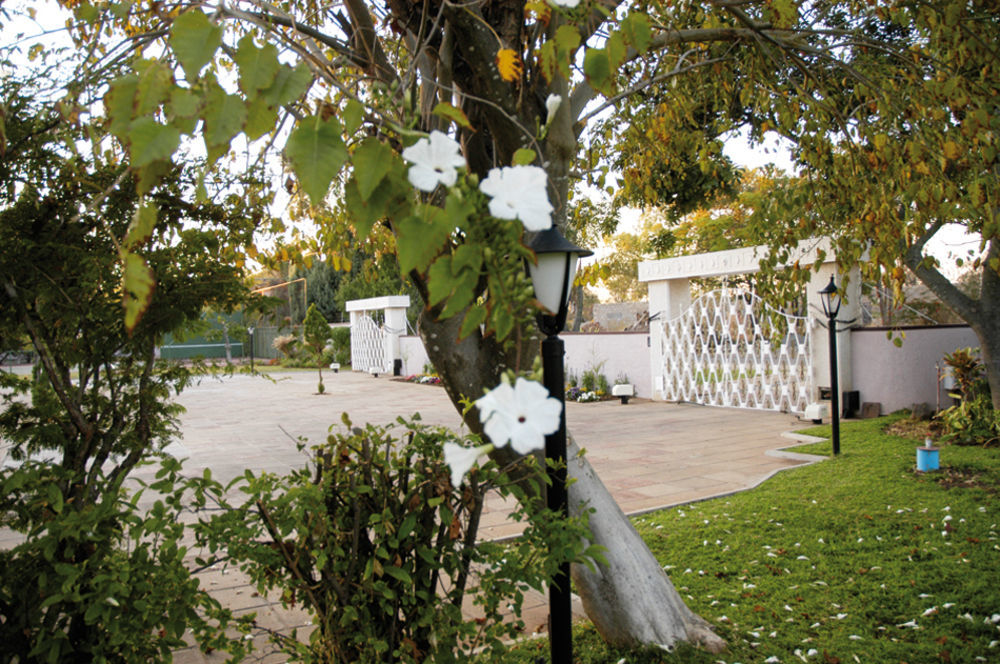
[916,446,940,472]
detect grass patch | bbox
[506,415,1000,663]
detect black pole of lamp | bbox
[527,227,592,664]
[819,276,842,456]
[248,326,255,372]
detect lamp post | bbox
[818,276,842,456]
[248,326,255,372]
[526,227,592,664]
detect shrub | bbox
[273,334,298,359]
[195,417,600,663]
[937,347,998,446]
[329,326,351,366]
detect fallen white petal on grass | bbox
[769,631,778,638]
[835,613,848,620]
[849,635,863,640]
[991,614,1000,623]
[784,604,794,612]
[988,640,999,648]
[807,650,819,657]
[942,603,955,609]
[764,657,781,664]
[922,607,938,616]
[919,593,933,598]
[897,620,919,629]
[962,613,975,622]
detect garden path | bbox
[156,369,818,662]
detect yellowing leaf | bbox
[495,49,523,83]
[121,251,156,332]
[432,102,473,130]
[942,140,961,161]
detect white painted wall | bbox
[401,324,982,413]
[850,325,979,414]
[399,332,653,397]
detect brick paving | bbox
[2,367,824,661]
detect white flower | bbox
[401,130,465,192]
[475,377,562,454]
[443,441,493,487]
[478,165,553,231]
[549,0,580,7]
[545,93,562,120]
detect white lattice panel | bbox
[351,315,386,372]
[658,289,812,414]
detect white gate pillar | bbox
[645,279,691,399]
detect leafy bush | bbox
[329,326,351,366]
[937,347,998,446]
[195,416,600,663]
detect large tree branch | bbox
[903,222,979,326]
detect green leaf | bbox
[353,138,394,201]
[127,117,180,168]
[285,114,347,206]
[167,87,201,134]
[396,205,452,274]
[432,102,472,130]
[512,148,536,166]
[235,35,280,94]
[583,48,612,95]
[451,243,483,275]
[459,305,488,340]
[621,13,651,54]
[426,256,454,307]
[202,81,248,163]
[262,62,312,108]
[344,177,391,238]
[134,59,172,116]
[105,75,139,140]
[606,31,626,70]
[125,202,157,250]
[169,10,222,81]
[383,565,412,585]
[45,483,63,514]
[135,159,173,195]
[121,250,156,332]
[245,96,278,141]
[442,190,475,233]
[343,99,364,135]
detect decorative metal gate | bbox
[351,314,386,372]
[657,288,812,414]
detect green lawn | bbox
[508,415,1000,663]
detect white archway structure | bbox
[345,295,410,374]
[637,238,860,413]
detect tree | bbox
[598,1,1000,408]
[39,0,986,651]
[304,259,344,322]
[303,302,331,393]
[0,70,261,660]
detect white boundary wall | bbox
[399,325,980,411]
[399,332,653,398]
[851,325,979,414]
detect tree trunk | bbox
[907,236,1000,410]
[418,309,724,651]
[566,436,726,650]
